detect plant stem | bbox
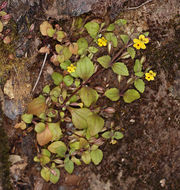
[61,43,132,107]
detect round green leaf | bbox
[77,37,88,55]
[112,62,129,76]
[71,156,81,166]
[105,33,118,47]
[48,122,62,141]
[127,47,136,59]
[79,87,99,107]
[114,132,124,140]
[68,107,92,129]
[63,75,74,86]
[60,60,71,70]
[41,167,50,182]
[64,158,74,174]
[81,151,91,164]
[21,113,33,124]
[102,131,111,139]
[51,72,63,85]
[47,28,56,37]
[43,85,50,94]
[48,141,67,157]
[88,46,98,54]
[134,59,142,73]
[107,23,115,31]
[120,34,130,44]
[50,168,60,184]
[85,22,99,39]
[87,113,104,136]
[42,149,51,157]
[90,149,103,165]
[35,122,45,133]
[97,55,111,69]
[123,89,140,103]
[134,79,145,93]
[105,88,120,101]
[76,56,94,80]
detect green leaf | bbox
[105,33,118,47]
[127,47,136,59]
[87,114,104,136]
[120,51,131,59]
[48,141,67,157]
[42,149,51,157]
[41,167,50,182]
[79,87,99,107]
[134,79,145,93]
[81,151,91,164]
[21,113,33,124]
[71,156,81,166]
[76,56,94,80]
[102,131,111,139]
[55,44,63,54]
[69,141,80,150]
[51,72,63,85]
[50,86,61,98]
[57,55,65,63]
[123,89,140,103]
[115,19,127,26]
[97,55,111,69]
[64,157,74,174]
[143,32,149,36]
[60,60,71,70]
[40,155,51,165]
[120,34,130,44]
[135,72,144,77]
[47,28,56,37]
[134,59,142,73]
[88,46,98,54]
[77,37,88,55]
[90,149,103,165]
[85,22,99,38]
[56,31,65,42]
[63,75,74,86]
[43,85,50,94]
[35,122,45,133]
[68,107,92,129]
[63,47,72,61]
[48,122,62,141]
[107,23,115,31]
[105,88,120,101]
[50,168,60,184]
[114,132,124,140]
[112,62,129,76]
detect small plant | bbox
[18,17,156,183]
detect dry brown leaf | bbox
[40,21,53,36]
[37,126,53,146]
[4,78,14,99]
[27,96,47,117]
[50,54,59,66]
[39,46,50,54]
[14,121,26,130]
[69,43,78,55]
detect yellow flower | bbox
[110,139,117,144]
[97,37,107,47]
[133,34,149,50]
[67,64,76,73]
[145,70,156,81]
[139,34,149,44]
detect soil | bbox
[0,0,180,190]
